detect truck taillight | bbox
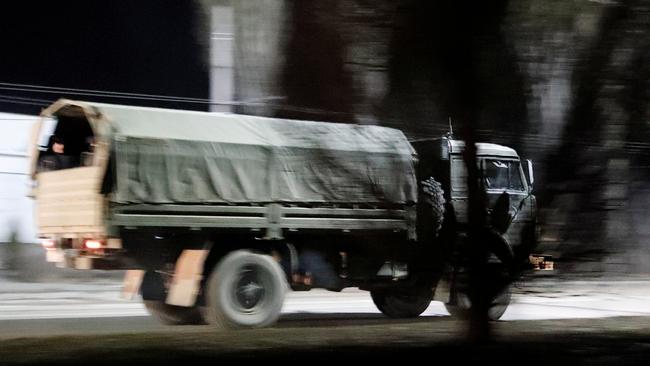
[41,239,55,250]
[84,240,103,249]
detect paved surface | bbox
[0,276,648,365]
[1,277,649,321]
[0,314,648,365]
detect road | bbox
[0,277,649,339]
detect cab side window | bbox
[450,157,468,197]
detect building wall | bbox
[0,113,41,243]
[209,1,234,112]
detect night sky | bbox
[0,1,210,115]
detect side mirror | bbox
[525,159,534,192]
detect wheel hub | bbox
[235,268,265,310]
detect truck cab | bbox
[411,136,540,320]
[412,136,537,257]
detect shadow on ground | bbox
[0,316,647,366]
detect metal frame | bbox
[108,203,416,240]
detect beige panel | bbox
[107,238,122,249]
[38,167,102,189]
[38,226,103,236]
[35,166,106,236]
[37,184,98,196]
[166,250,209,307]
[75,257,93,270]
[38,199,102,212]
[28,118,44,180]
[122,270,145,300]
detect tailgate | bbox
[36,166,106,236]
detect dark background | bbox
[0,1,210,114]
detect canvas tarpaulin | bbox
[90,103,418,205]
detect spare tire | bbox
[419,177,446,237]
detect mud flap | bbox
[166,249,209,307]
[121,269,145,300]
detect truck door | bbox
[481,158,533,250]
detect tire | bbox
[370,286,433,318]
[444,274,512,321]
[203,250,288,329]
[141,271,205,325]
[420,177,446,236]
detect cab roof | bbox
[448,139,519,158]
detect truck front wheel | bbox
[444,272,512,321]
[370,286,433,318]
[444,284,512,321]
[203,250,288,329]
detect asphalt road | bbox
[0,276,649,339]
[0,277,649,365]
[0,314,648,365]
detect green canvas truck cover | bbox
[86,102,417,205]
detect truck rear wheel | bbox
[141,271,205,325]
[203,250,288,329]
[370,286,433,318]
[143,300,206,325]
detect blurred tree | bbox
[232,0,288,117]
[381,0,528,141]
[234,0,650,339]
[276,0,356,122]
[540,0,650,274]
[271,0,528,341]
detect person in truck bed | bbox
[36,135,79,172]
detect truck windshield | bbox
[484,159,524,191]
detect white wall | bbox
[0,112,41,243]
[210,2,234,112]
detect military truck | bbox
[29,99,544,328]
